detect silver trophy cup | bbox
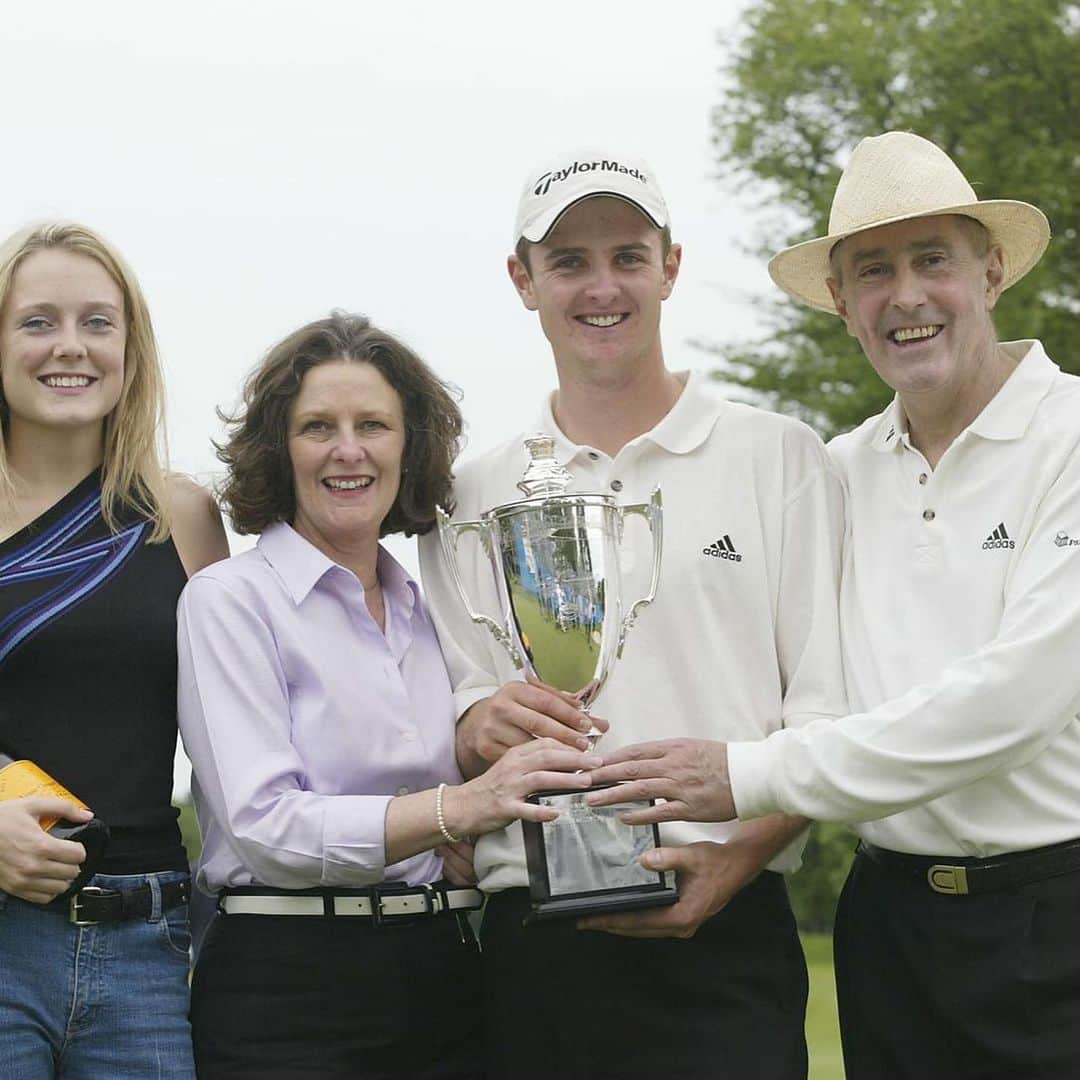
[436,435,677,920]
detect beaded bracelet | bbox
[436,783,460,844]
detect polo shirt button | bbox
[397,786,410,796]
[918,473,928,485]
[923,509,936,522]
[610,480,623,492]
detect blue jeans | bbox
[0,871,196,1079]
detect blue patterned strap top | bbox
[0,469,188,874]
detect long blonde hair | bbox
[0,223,171,541]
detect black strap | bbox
[69,879,190,922]
[858,838,1080,895]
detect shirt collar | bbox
[258,522,338,603]
[533,370,721,462]
[966,341,1058,441]
[257,521,419,616]
[870,397,908,453]
[376,545,419,620]
[870,340,1056,453]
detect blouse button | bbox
[918,473,928,485]
[610,480,623,492]
[923,509,936,522]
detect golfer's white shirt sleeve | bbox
[729,343,1080,839]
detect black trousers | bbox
[480,872,808,1080]
[835,848,1080,1079]
[191,909,484,1079]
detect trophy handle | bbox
[435,507,524,668]
[615,487,663,658]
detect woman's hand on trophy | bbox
[459,679,607,765]
[584,738,737,824]
[0,797,91,903]
[446,738,602,836]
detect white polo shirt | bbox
[419,370,846,892]
[730,342,1080,857]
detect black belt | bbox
[67,879,190,925]
[857,838,1080,896]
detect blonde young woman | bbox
[0,223,227,1078]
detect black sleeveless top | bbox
[0,470,188,873]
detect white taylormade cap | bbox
[513,149,670,244]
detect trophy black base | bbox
[521,784,678,924]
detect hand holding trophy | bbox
[437,435,677,920]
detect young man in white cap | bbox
[419,150,845,1078]
[587,131,1080,1077]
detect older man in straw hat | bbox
[587,131,1080,1076]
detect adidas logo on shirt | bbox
[703,535,742,562]
[982,523,1015,550]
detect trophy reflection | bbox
[437,435,677,920]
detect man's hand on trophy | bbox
[459,678,608,764]
[576,841,741,939]
[584,738,736,823]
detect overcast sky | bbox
[6,0,779,795]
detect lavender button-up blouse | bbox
[177,522,461,894]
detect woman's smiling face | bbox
[287,359,406,559]
[0,248,126,436]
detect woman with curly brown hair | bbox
[178,311,596,1079]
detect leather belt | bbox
[219,883,483,922]
[68,879,191,926]
[858,838,1080,896]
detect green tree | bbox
[706,0,1080,437]
[177,798,202,863]
[787,823,857,933]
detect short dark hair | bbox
[217,312,462,537]
[514,223,674,276]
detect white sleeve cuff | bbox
[454,685,499,723]
[727,737,784,821]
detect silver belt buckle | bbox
[927,864,969,895]
[69,886,108,926]
[373,882,435,925]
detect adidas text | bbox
[983,523,1014,550]
[703,537,742,562]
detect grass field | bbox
[804,933,844,1079]
[507,582,600,691]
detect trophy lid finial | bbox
[517,434,574,497]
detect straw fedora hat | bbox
[768,131,1051,313]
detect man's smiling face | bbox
[508,196,680,382]
[827,214,1005,401]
